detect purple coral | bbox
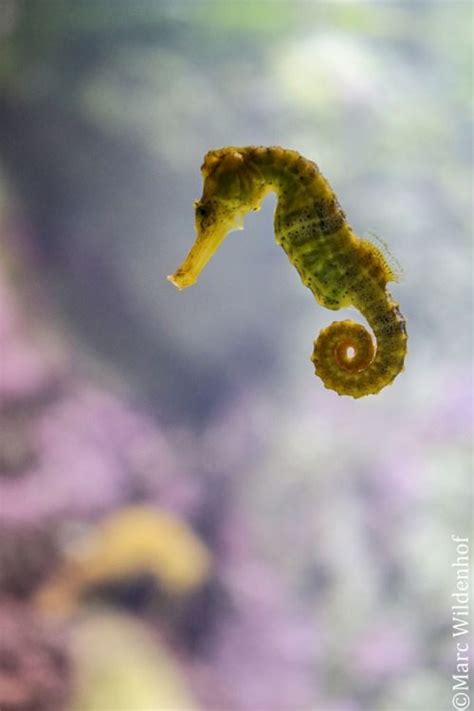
[0,599,72,711]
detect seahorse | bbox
[168,146,407,398]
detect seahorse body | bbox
[168,146,407,398]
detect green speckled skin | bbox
[168,146,407,397]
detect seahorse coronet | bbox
[168,146,407,398]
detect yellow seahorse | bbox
[168,146,407,398]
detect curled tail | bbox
[311,286,407,398]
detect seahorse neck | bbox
[242,146,315,210]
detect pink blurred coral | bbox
[0,599,71,711]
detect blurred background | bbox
[0,1,472,710]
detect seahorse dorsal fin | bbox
[364,231,404,283]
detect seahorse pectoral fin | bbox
[360,236,403,283]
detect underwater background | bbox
[0,1,472,710]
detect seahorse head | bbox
[198,147,269,214]
[168,149,265,289]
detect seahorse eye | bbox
[196,204,208,217]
